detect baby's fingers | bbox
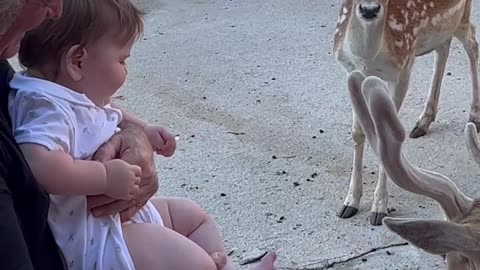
[130,165,142,179]
[125,184,140,200]
[131,184,140,197]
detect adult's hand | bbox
[86,125,159,222]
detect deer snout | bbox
[358,4,381,20]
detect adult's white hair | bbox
[0,0,21,35]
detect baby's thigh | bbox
[150,197,208,234]
[122,223,216,270]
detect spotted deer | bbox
[347,71,480,270]
[333,0,480,225]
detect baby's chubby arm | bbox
[19,143,142,199]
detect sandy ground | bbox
[11,0,480,269]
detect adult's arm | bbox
[0,176,34,270]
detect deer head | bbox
[353,0,389,22]
[346,71,480,270]
[346,0,390,58]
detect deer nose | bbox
[359,4,381,20]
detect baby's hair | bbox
[19,0,144,71]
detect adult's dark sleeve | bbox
[0,175,34,270]
[0,59,34,269]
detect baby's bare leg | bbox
[152,198,229,265]
[151,197,276,270]
[123,223,216,270]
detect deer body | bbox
[347,71,480,269]
[335,0,467,70]
[333,0,480,225]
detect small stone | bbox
[319,129,325,133]
[446,72,452,76]
[362,258,367,262]
[272,155,277,159]
[388,208,397,213]
[220,193,227,197]
[293,182,300,187]
[386,251,392,255]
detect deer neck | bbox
[346,14,386,59]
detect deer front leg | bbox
[410,38,452,138]
[455,23,480,130]
[338,113,365,219]
[370,166,388,225]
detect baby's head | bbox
[18,0,144,106]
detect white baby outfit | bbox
[8,71,163,270]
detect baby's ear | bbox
[64,45,88,81]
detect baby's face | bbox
[79,35,135,106]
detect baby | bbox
[8,0,276,269]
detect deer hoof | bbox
[369,212,387,226]
[409,124,428,139]
[338,205,358,219]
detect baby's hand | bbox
[143,124,177,157]
[104,159,141,200]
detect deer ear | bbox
[361,76,406,143]
[347,71,380,145]
[384,217,479,256]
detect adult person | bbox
[0,1,276,270]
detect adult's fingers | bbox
[86,195,116,210]
[120,205,140,223]
[90,199,132,217]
